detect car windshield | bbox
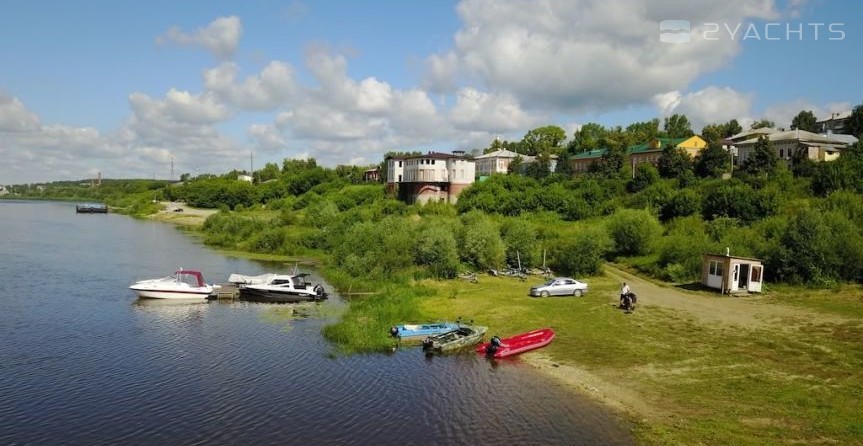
[544,279,557,286]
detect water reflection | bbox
[0,201,634,446]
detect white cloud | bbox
[429,0,779,113]
[0,93,40,132]
[157,16,242,59]
[204,62,299,110]
[450,88,539,132]
[654,86,753,131]
[762,99,852,129]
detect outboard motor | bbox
[313,284,326,300]
[486,335,502,356]
[390,326,399,337]
[421,337,434,352]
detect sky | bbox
[0,0,860,184]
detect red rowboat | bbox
[476,328,555,358]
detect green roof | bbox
[571,148,608,160]
[571,137,693,160]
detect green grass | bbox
[416,271,863,446]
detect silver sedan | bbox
[529,277,588,297]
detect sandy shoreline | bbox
[147,201,218,226]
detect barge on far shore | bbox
[76,204,108,213]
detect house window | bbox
[779,149,784,158]
[398,161,402,168]
[432,159,436,165]
[709,260,724,276]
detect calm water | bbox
[0,201,633,445]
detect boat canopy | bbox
[174,270,205,287]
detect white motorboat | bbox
[229,272,327,303]
[129,269,217,299]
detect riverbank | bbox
[147,210,863,445]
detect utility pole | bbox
[250,149,254,183]
[170,155,174,183]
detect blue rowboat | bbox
[390,322,459,340]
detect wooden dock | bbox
[211,283,241,300]
[76,204,108,213]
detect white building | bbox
[386,152,475,204]
[0,185,8,196]
[474,149,521,176]
[817,110,852,135]
[735,129,851,166]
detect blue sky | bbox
[1,0,860,183]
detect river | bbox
[0,200,633,445]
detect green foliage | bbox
[694,141,731,178]
[660,188,701,221]
[568,122,607,154]
[848,103,863,138]
[501,219,538,268]
[656,216,711,282]
[549,226,611,276]
[701,179,778,223]
[607,208,662,256]
[332,218,415,281]
[791,110,818,132]
[628,163,660,192]
[457,211,505,270]
[743,135,778,176]
[521,125,566,156]
[663,114,695,139]
[657,145,694,178]
[413,219,460,279]
[750,118,775,130]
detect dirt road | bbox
[149,201,218,226]
[603,264,847,329]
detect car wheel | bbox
[573,289,583,297]
[540,290,550,298]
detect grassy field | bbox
[415,271,863,446]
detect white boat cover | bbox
[228,273,276,285]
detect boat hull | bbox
[423,325,488,353]
[239,287,327,303]
[131,289,212,299]
[476,328,555,358]
[391,323,460,340]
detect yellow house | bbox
[628,135,708,167]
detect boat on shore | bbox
[76,203,108,213]
[390,322,460,341]
[421,324,487,354]
[476,328,555,358]
[129,269,217,299]
[230,272,327,303]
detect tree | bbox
[550,227,611,276]
[743,135,778,176]
[663,114,694,139]
[791,110,817,132]
[626,119,660,143]
[522,125,566,156]
[725,119,743,137]
[657,144,694,178]
[568,123,606,154]
[701,124,725,144]
[628,163,660,192]
[606,209,663,256]
[694,141,731,178]
[750,119,775,130]
[849,104,863,138]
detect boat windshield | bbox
[292,276,307,287]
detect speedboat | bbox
[129,269,217,299]
[230,273,327,303]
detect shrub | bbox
[458,211,506,270]
[549,227,611,276]
[414,220,460,279]
[606,209,662,256]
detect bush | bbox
[501,219,538,268]
[549,227,611,276]
[607,209,662,256]
[414,220,460,279]
[458,211,506,270]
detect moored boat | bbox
[76,203,108,213]
[232,273,327,303]
[476,328,555,358]
[421,324,487,353]
[389,322,460,340]
[129,269,217,299]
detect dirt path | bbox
[149,201,218,226]
[603,264,847,329]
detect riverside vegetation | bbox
[7,117,863,445]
